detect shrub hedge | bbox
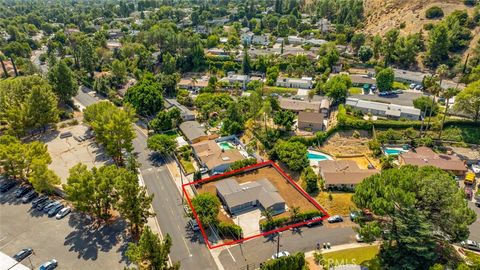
[260,252,306,270]
[218,222,243,239]
[259,210,323,231]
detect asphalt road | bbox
[218,225,356,270]
[468,201,480,242]
[74,89,217,270]
[351,91,425,106]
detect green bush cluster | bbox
[260,210,323,231]
[260,252,306,270]
[228,157,258,171]
[426,6,444,19]
[217,222,243,239]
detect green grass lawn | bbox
[179,158,196,175]
[263,86,298,95]
[393,81,408,90]
[323,245,380,269]
[349,87,363,95]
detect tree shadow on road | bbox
[0,188,23,206]
[64,212,131,262]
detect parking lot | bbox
[36,124,110,183]
[0,185,129,269]
[351,91,425,106]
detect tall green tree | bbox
[111,59,127,87]
[116,169,154,236]
[29,161,60,194]
[353,166,476,269]
[0,75,59,136]
[323,74,351,104]
[191,193,220,226]
[84,102,136,166]
[48,59,77,103]
[242,48,251,75]
[438,87,460,139]
[376,68,394,92]
[425,24,449,67]
[301,166,318,193]
[272,141,308,171]
[147,134,177,156]
[273,110,296,131]
[454,80,480,122]
[125,74,164,117]
[126,226,180,270]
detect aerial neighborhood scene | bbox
[2,0,480,269]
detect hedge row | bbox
[227,157,258,171]
[218,222,243,239]
[260,210,323,231]
[260,252,306,270]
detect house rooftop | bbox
[192,140,244,169]
[179,121,206,142]
[298,111,324,124]
[400,147,467,172]
[318,160,379,186]
[215,178,285,211]
[279,97,323,112]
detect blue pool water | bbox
[307,152,330,161]
[384,148,407,156]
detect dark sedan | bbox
[13,248,33,261]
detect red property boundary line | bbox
[182,160,330,249]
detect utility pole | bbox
[276,232,281,256]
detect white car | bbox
[461,240,480,252]
[271,251,290,259]
[472,164,480,174]
[55,207,71,219]
[355,234,364,242]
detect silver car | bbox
[56,207,71,219]
[461,240,480,252]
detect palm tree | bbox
[262,208,274,223]
[289,206,300,223]
[436,64,449,87]
[438,87,460,140]
[421,75,441,136]
[261,100,272,133]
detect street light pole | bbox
[276,232,281,256]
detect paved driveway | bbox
[233,208,262,237]
[0,187,129,270]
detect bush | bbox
[413,96,439,116]
[260,210,323,231]
[302,167,319,194]
[426,6,444,19]
[260,252,306,270]
[228,157,258,171]
[218,222,243,239]
[368,139,382,157]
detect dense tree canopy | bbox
[454,80,480,122]
[272,140,308,171]
[353,166,476,269]
[125,74,164,117]
[0,75,59,135]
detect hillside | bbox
[363,0,476,36]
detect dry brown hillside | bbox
[363,0,476,36]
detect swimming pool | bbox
[218,141,235,150]
[383,147,408,156]
[307,151,333,161]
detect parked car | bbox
[327,215,343,223]
[22,190,38,203]
[378,91,392,97]
[15,186,31,198]
[59,132,72,139]
[409,83,416,89]
[188,219,200,231]
[13,248,33,261]
[461,240,480,252]
[37,199,54,211]
[415,85,423,91]
[305,216,323,227]
[56,207,71,219]
[370,85,377,92]
[272,251,290,259]
[355,234,364,242]
[48,204,64,217]
[0,180,17,192]
[32,196,48,207]
[38,259,58,270]
[43,201,61,213]
[391,89,403,94]
[350,210,373,222]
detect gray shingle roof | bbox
[179,121,206,142]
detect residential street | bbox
[218,225,356,270]
[74,89,217,270]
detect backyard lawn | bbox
[323,245,381,268]
[316,192,355,216]
[392,81,408,90]
[349,87,363,95]
[263,86,298,95]
[179,157,196,175]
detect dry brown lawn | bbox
[319,130,372,157]
[196,166,319,221]
[316,192,355,216]
[336,156,380,170]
